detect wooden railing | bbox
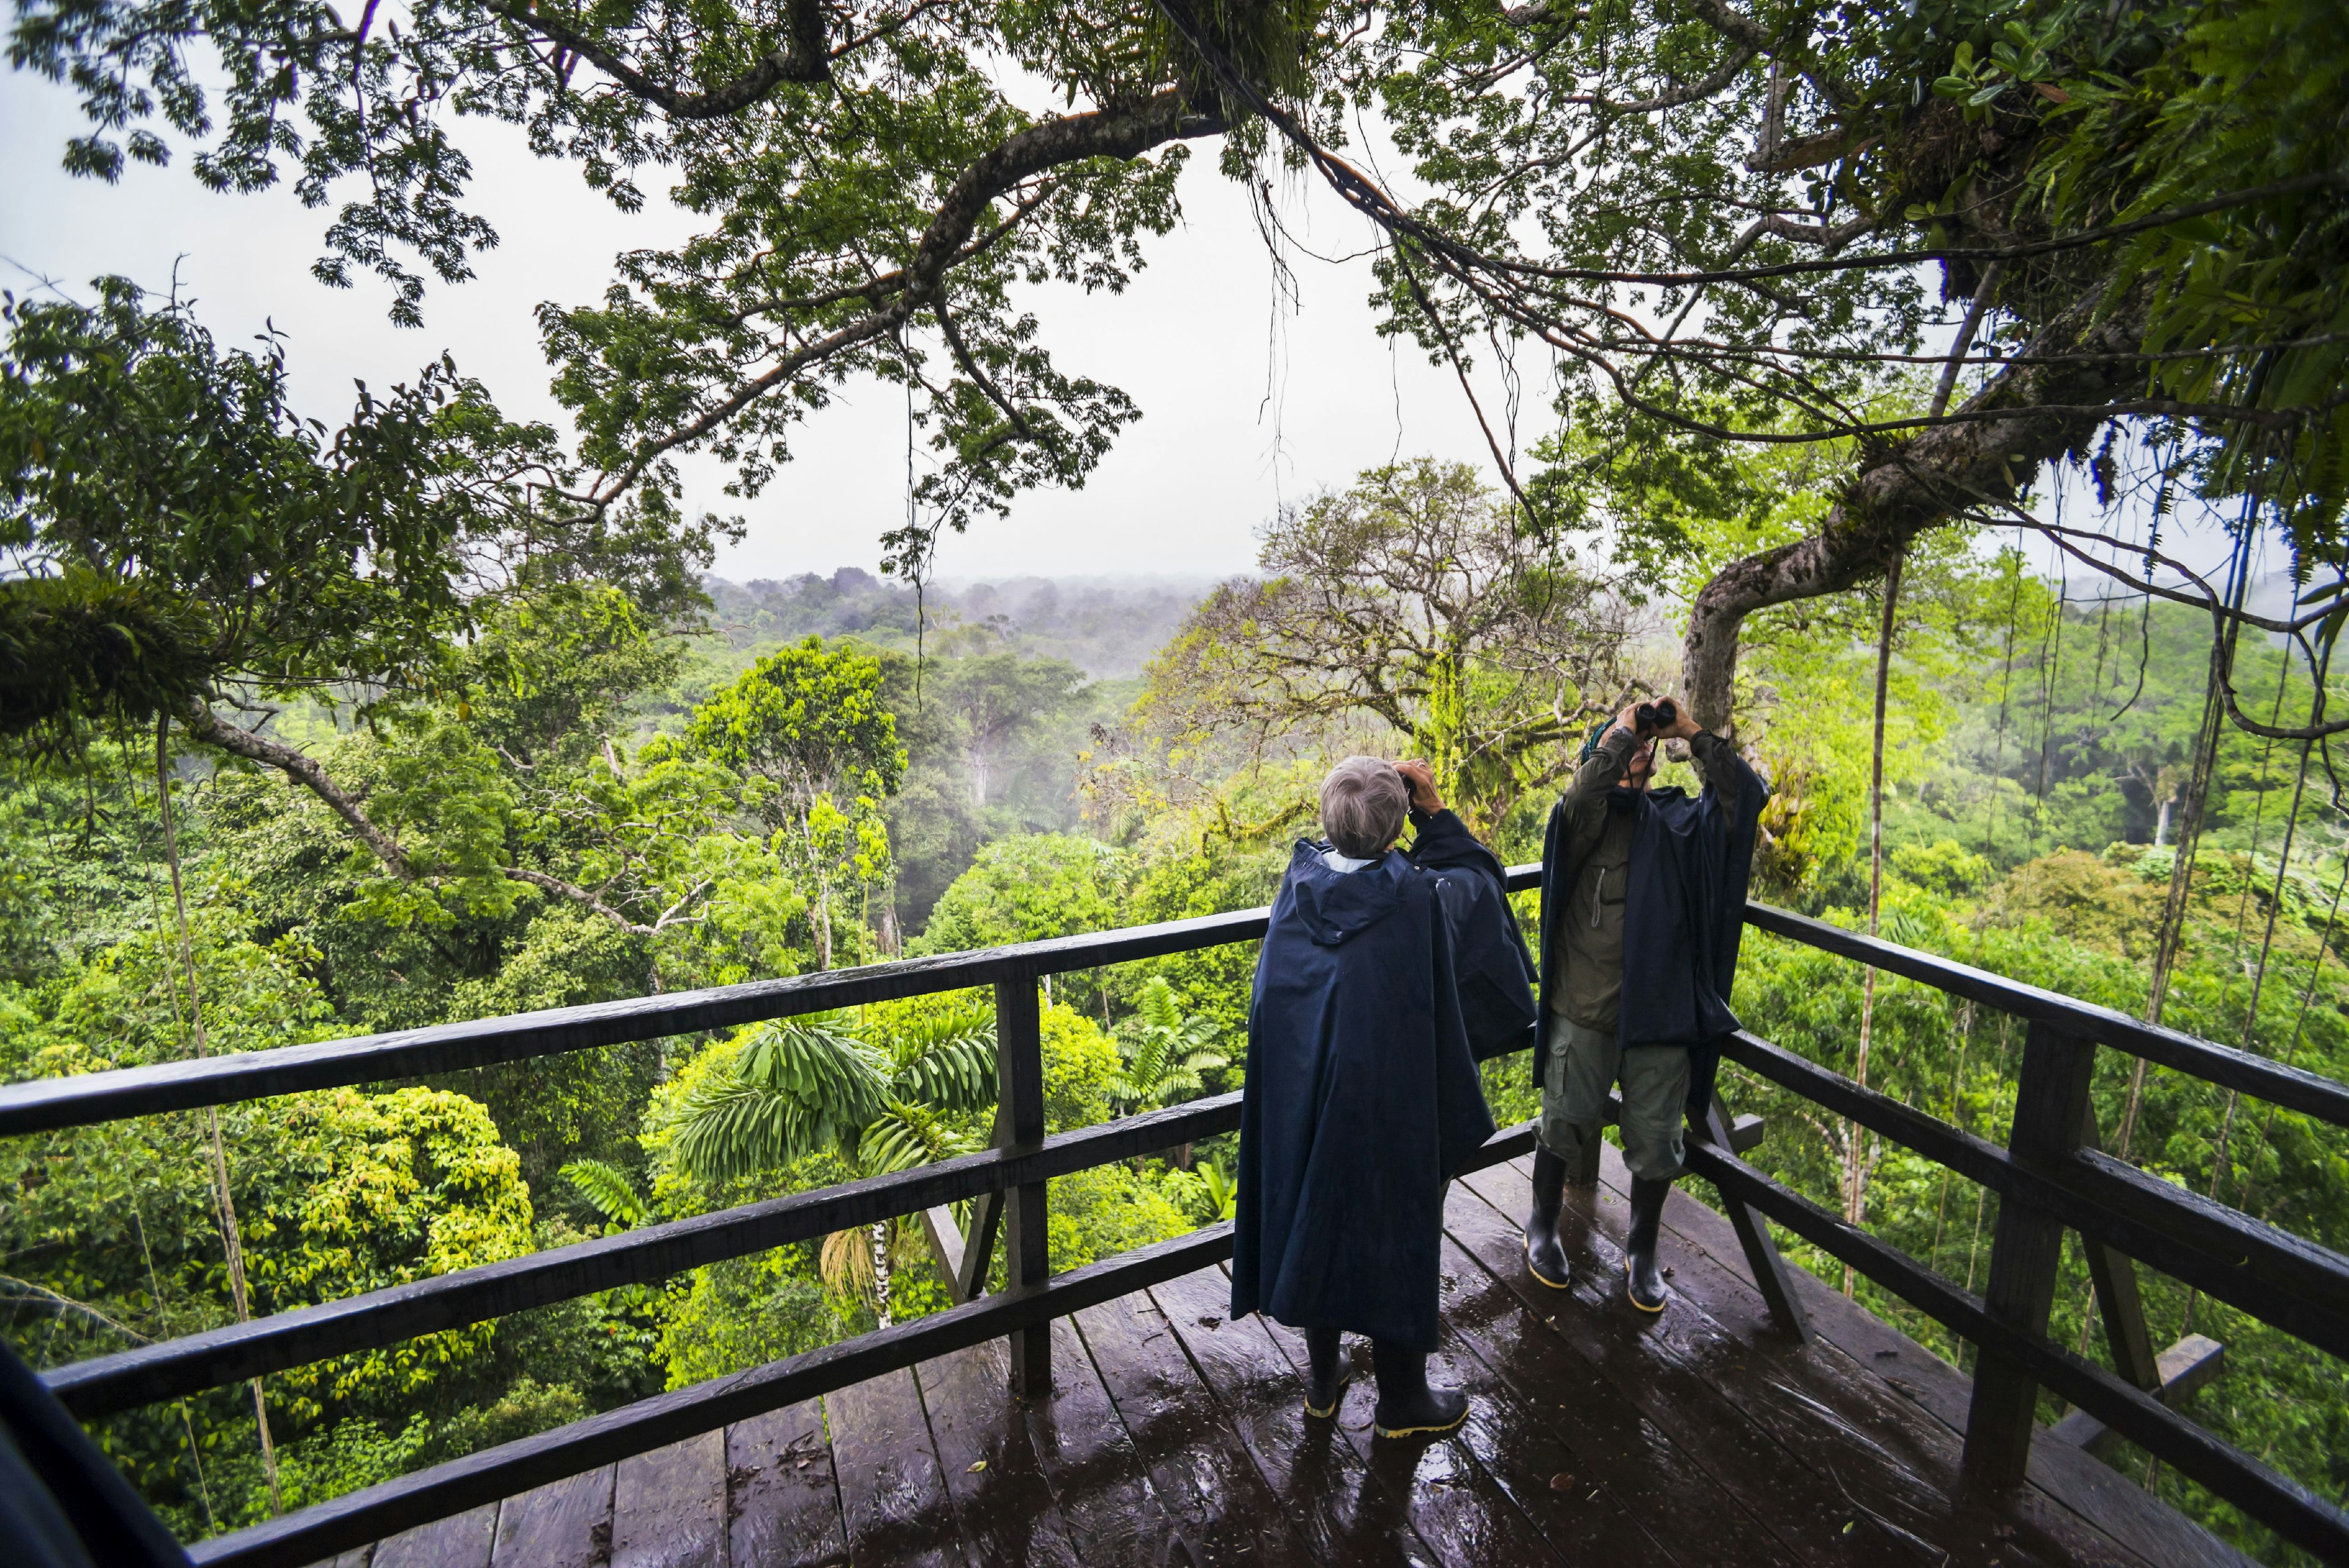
[2,871,2345,1564]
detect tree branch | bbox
[488,0,829,119]
[180,703,721,935]
[180,700,416,880]
[586,88,1221,505]
[1680,290,2146,729]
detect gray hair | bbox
[1319,756,1409,858]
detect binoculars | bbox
[1633,697,1679,735]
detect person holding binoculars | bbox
[1523,693,1770,1313]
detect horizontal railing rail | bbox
[1720,1031,2349,1361]
[6,861,2346,1560]
[10,879,2338,1135]
[46,1093,1245,1421]
[1744,903,2349,1128]
[1683,1138,2348,1556]
[0,907,1282,1137]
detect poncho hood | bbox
[1285,841,1408,946]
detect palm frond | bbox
[1111,979,1230,1112]
[858,1099,982,1176]
[559,1158,648,1228]
[874,1005,998,1113]
[1132,975,1184,1034]
[670,1016,888,1181]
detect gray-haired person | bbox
[1230,757,1499,1438]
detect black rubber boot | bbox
[1524,1147,1570,1290]
[1370,1340,1469,1439]
[1624,1176,1671,1314]
[1304,1326,1347,1419]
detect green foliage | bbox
[667,1014,890,1180]
[1119,846,1285,1042]
[874,1005,998,1115]
[0,282,697,742]
[0,905,538,1532]
[913,833,1130,953]
[1107,976,1230,1113]
[678,638,904,822]
[913,832,1132,1012]
[2028,0,2349,541]
[1199,1158,1238,1222]
[559,1159,649,1231]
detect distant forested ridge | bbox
[700,571,1211,680]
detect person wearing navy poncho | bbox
[1229,756,1499,1438]
[1521,692,1769,1315]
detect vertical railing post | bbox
[994,968,1051,1395]
[1962,1017,2095,1490]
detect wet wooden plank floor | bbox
[329,1147,2245,1568]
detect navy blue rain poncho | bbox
[1614,749,1772,1113]
[1406,808,1538,1060]
[1230,842,1497,1351]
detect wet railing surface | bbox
[2,868,2343,1565]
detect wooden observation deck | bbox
[339,1153,2236,1568]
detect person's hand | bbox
[1395,759,1443,813]
[1661,700,1702,741]
[1614,701,1644,738]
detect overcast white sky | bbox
[1,72,1530,587]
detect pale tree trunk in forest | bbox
[800,812,834,972]
[156,721,283,1515]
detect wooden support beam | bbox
[2050,1335,2226,1462]
[2075,1100,2161,1394]
[1694,1091,1809,1342]
[919,1205,965,1287]
[957,1191,1003,1302]
[1728,1112,1765,1154]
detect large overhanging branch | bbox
[1147,0,2334,451]
[1146,0,2343,738]
[576,87,1222,511]
[1677,292,2148,727]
